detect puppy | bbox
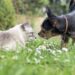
[38,7,75,49]
[0,23,36,50]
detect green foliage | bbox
[13,0,49,15]
[13,0,70,15]
[0,38,75,75]
[49,0,70,15]
[0,0,16,30]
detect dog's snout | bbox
[38,32,43,37]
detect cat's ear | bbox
[21,23,33,32]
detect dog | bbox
[69,0,75,12]
[38,7,75,49]
[0,23,36,50]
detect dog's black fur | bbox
[38,7,75,48]
[69,0,75,12]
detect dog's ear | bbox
[45,6,56,18]
[45,6,58,24]
[21,23,33,32]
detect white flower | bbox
[35,48,41,54]
[43,41,47,44]
[40,45,46,50]
[12,55,18,60]
[57,50,62,54]
[36,45,46,50]
[50,50,56,56]
[62,48,68,52]
[33,57,40,64]
[39,56,44,59]
[0,55,5,59]
[47,49,52,51]
[27,48,32,52]
[36,47,41,51]
[36,50,41,55]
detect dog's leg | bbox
[61,35,69,51]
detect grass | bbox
[0,37,75,75]
[0,14,74,75]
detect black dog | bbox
[69,0,75,12]
[38,7,75,48]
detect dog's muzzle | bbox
[38,32,49,39]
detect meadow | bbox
[0,0,74,75]
[0,15,75,75]
[0,37,75,75]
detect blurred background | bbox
[0,0,70,32]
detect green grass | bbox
[0,37,75,75]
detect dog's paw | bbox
[62,47,68,52]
